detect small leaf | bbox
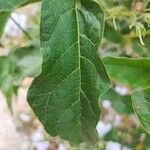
[27,0,110,145]
[103,57,150,88]
[132,89,150,134]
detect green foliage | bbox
[27,0,110,145]
[0,56,13,103]
[132,89,150,134]
[103,57,150,88]
[104,23,123,43]
[101,88,133,114]
[0,12,10,38]
[0,0,150,147]
[12,45,42,85]
[0,45,41,103]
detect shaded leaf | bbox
[103,57,150,88]
[132,89,150,134]
[27,0,110,145]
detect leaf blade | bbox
[28,0,110,145]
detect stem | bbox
[10,16,32,40]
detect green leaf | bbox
[0,12,10,38]
[101,88,133,114]
[132,89,150,135]
[0,0,40,12]
[103,57,150,88]
[27,0,110,145]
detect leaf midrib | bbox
[75,0,82,137]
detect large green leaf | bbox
[27,0,110,145]
[132,89,150,134]
[0,0,40,12]
[101,88,133,114]
[103,57,150,88]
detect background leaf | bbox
[0,45,41,102]
[132,89,150,135]
[12,45,42,85]
[103,57,150,88]
[0,0,40,12]
[0,56,13,102]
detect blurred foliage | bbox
[0,45,41,105]
[101,88,133,114]
[103,57,150,88]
